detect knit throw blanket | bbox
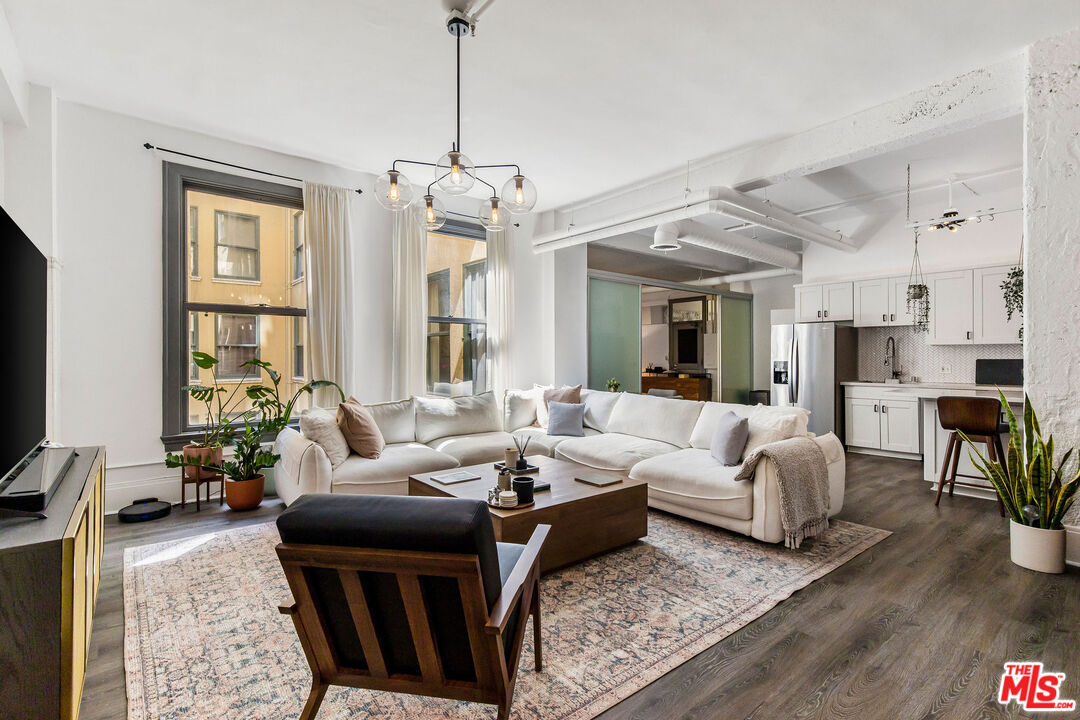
[735,436,831,549]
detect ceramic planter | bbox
[225,474,265,511]
[1010,520,1066,574]
[182,444,222,480]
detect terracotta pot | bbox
[182,444,223,480]
[225,474,265,511]
[1010,520,1066,574]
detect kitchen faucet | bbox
[884,336,900,381]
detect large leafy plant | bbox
[961,391,1080,529]
[168,353,344,480]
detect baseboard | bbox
[101,460,278,514]
[847,447,922,462]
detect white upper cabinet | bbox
[973,265,1022,344]
[823,282,854,321]
[853,278,890,326]
[795,282,852,322]
[794,284,824,322]
[889,276,916,327]
[926,269,974,345]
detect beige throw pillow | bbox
[536,384,582,428]
[336,397,386,459]
[299,407,351,467]
[740,406,808,461]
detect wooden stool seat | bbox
[934,396,1006,516]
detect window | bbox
[188,312,200,382]
[188,206,199,278]
[215,314,260,379]
[425,221,487,395]
[292,211,305,282]
[163,163,307,447]
[293,317,305,380]
[214,210,260,280]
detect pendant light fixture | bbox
[373,9,537,223]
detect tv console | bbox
[0,446,104,720]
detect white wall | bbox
[6,96,392,510]
[740,274,796,390]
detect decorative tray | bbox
[487,499,534,510]
[493,461,540,475]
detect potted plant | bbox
[169,354,344,509]
[180,351,246,481]
[1001,265,1023,339]
[961,391,1079,573]
[606,378,621,392]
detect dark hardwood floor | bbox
[82,454,1079,720]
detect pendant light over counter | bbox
[373,9,536,231]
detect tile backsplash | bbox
[856,326,1022,384]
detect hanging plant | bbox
[1002,265,1023,334]
[907,231,930,332]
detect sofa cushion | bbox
[554,432,680,472]
[710,411,749,466]
[366,398,416,445]
[689,402,758,449]
[503,388,537,432]
[337,397,386,459]
[299,407,351,468]
[508,425,601,456]
[428,431,547,466]
[414,391,501,444]
[605,393,704,448]
[629,449,754,520]
[743,406,811,460]
[332,442,458,489]
[581,389,620,432]
[547,401,585,437]
[536,384,582,428]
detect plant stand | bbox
[181,466,224,511]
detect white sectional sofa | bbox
[273,388,846,544]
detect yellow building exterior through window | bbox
[426,229,488,395]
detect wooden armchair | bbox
[275,494,549,720]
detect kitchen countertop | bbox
[841,381,1023,404]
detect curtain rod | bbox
[143,143,364,194]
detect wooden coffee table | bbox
[409,455,648,572]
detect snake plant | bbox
[960,391,1080,529]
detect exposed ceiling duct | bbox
[532,186,856,254]
[653,220,803,271]
[685,267,801,286]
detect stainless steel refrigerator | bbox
[770,323,858,438]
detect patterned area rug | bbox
[124,512,889,720]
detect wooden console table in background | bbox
[0,447,105,720]
[641,374,713,401]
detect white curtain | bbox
[486,223,514,401]
[392,205,428,399]
[303,182,353,407]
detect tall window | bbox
[163,163,307,447]
[425,222,487,395]
[214,210,260,281]
[292,211,305,282]
[188,207,199,278]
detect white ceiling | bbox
[3,0,1076,209]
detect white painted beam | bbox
[686,268,801,286]
[658,220,803,270]
[0,4,28,126]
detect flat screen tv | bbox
[0,204,47,484]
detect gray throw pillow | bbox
[547,401,586,437]
[711,410,749,466]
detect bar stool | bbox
[934,396,1006,516]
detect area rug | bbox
[124,512,889,720]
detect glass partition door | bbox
[719,293,753,403]
[588,278,641,393]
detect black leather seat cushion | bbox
[277,494,523,681]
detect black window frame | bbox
[213,209,261,281]
[425,219,488,394]
[162,162,304,450]
[214,313,261,380]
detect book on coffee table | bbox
[574,473,623,487]
[430,470,481,485]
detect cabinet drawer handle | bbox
[882,404,888,413]
[966,330,972,340]
[824,310,829,318]
[890,313,895,322]
[817,310,821,318]
[874,404,879,412]
[882,313,887,322]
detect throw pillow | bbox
[546,401,586,437]
[536,384,582,428]
[741,408,805,461]
[298,407,351,467]
[581,388,621,432]
[710,411,749,466]
[336,397,386,459]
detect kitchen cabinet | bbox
[889,275,916,327]
[926,269,974,345]
[973,265,1022,344]
[853,278,890,326]
[844,391,920,454]
[794,281,852,322]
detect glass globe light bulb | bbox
[478,196,506,230]
[500,174,537,214]
[435,150,475,195]
[422,194,446,231]
[374,169,414,211]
